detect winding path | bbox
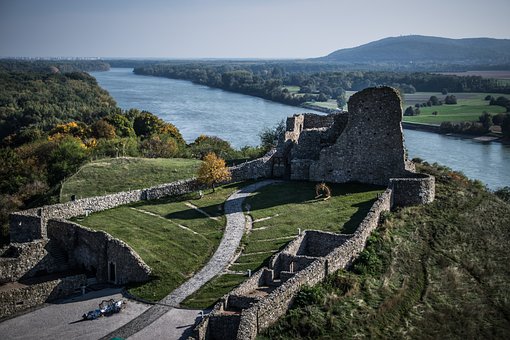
[101,179,279,340]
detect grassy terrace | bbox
[61,157,201,202]
[74,182,245,301]
[182,181,384,308]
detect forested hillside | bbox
[318,35,510,67]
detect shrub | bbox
[494,186,510,203]
[444,95,457,105]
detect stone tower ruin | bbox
[273,86,414,185]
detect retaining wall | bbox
[0,274,86,319]
[194,189,393,339]
[47,220,150,284]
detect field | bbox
[262,164,510,339]
[304,99,340,110]
[401,92,507,125]
[75,182,244,301]
[182,181,384,308]
[60,157,201,202]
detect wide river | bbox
[91,68,509,189]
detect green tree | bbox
[259,120,285,153]
[133,111,164,137]
[47,136,88,185]
[501,114,510,139]
[429,95,439,106]
[444,95,458,105]
[91,119,116,139]
[336,88,347,109]
[478,111,493,131]
[105,114,135,137]
[190,135,235,159]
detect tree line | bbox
[133,62,510,108]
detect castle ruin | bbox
[1,87,435,334]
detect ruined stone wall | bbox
[0,241,48,283]
[295,230,351,257]
[326,189,392,273]
[302,113,335,130]
[230,149,275,181]
[310,87,410,185]
[390,174,435,207]
[194,189,393,340]
[0,274,86,319]
[47,220,150,284]
[9,212,45,243]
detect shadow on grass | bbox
[160,181,384,221]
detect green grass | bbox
[402,92,507,125]
[74,182,245,301]
[283,85,300,93]
[344,91,508,126]
[181,181,384,309]
[181,274,247,309]
[262,164,510,339]
[60,157,201,202]
[304,99,339,110]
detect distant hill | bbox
[317,35,510,66]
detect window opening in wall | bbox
[109,262,116,283]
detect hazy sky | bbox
[1,0,509,58]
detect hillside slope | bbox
[262,163,510,339]
[318,35,510,65]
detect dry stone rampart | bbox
[230,149,275,181]
[47,219,150,284]
[0,274,86,319]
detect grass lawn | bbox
[74,182,245,301]
[182,181,384,308]
[60,157,201,202]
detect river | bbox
[90,68,510,189]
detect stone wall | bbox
[10,178,203,242]
[0,274,86,319]
[230,149,276,181]
[194,189,393,340]
[47,219,150,284]
[9,212,44,243]
[390,173,436,207]
[0,241,48,283]
[310,87,410,185]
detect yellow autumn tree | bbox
[198,152,231,191]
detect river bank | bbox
[90,68,510,189]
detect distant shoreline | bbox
[402,121,508,144]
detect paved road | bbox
[103,180,280,339]
[0,288,149,340]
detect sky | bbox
[1,0,509,59]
